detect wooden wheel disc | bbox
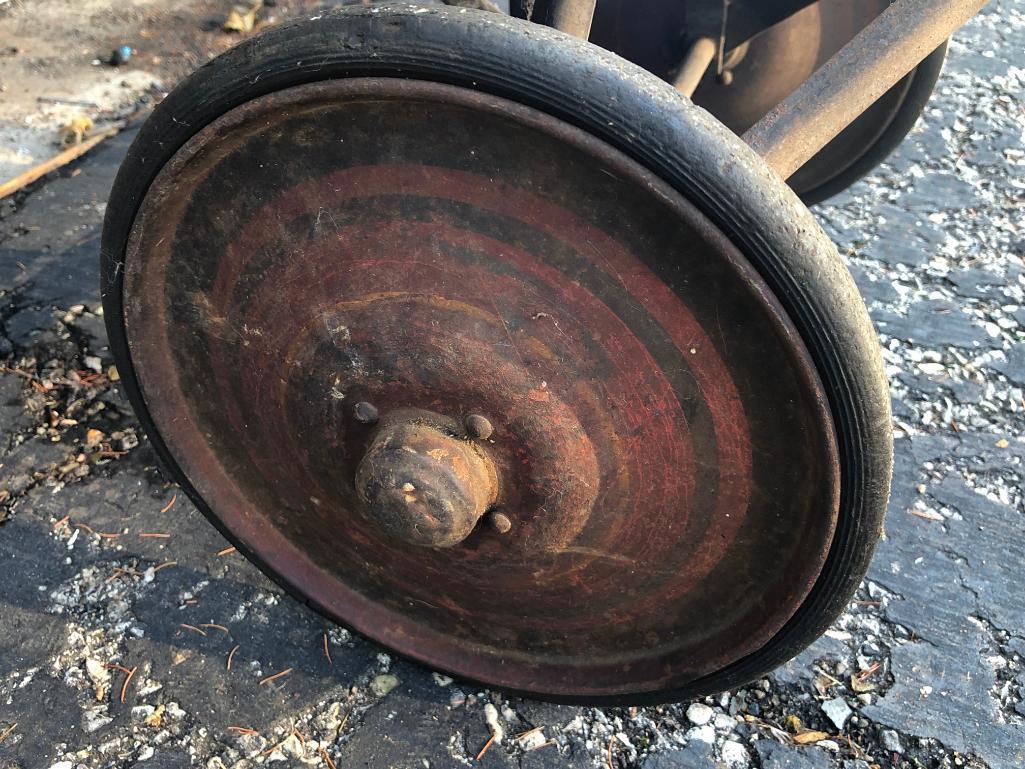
[115,71,846,698]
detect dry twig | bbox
[120,665,138,703]
[161,494,178,513]
[475,733,496,761]
[259,667,293,686]
[0,723,17,745]
[227,644,240,671]
[856,662,881,681]
[0,122,123,199]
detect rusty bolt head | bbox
[487,510,513,534]
[464,413,494,440]
[353,401,379,424]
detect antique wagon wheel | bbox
[101,6,891,703]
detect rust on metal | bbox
[355,408,499,548]
[464,413,494,440]
[122,78,839,698]
[353,401,379,425]
[673,36,717,98]
[744,0,989,179]
[487,510,514,535]
[550,0,597,39]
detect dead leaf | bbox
[851,674,877,693]
[144,704,165,728]
[223,2,261,33]
[909,507,944,521]
[85,658,110,701]
[59,115,93,148]
[794,730,830,745]
[783,714,803,733]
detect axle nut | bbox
[356,415,499,548]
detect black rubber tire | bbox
[100,4,892,705]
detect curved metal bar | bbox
[551,0,598,39]
[674,37,718,98]
[744,0,988,180]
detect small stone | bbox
[279,733,303,756]
[758,740,833,768]
[449,689,466,707]
[720,740,750,768]
[484,702,505,744]
[642,741,716,768]
[432,672,453,687]
[686,724,715,743]
[880,729,904,754]
[84,657,110,699]
[821,697,852,730]
[517,729,547,751]
[236,732,267,757]
[370,673,399,697]
[313,702,343,733]
[82,708,113,733]
[713,713,735,731]
[686,702,714,725]
[131,704,155,722]
[50,763,74,769]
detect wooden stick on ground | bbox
[0,123,123,200]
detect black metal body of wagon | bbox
[100,0,987,704]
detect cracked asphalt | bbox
[1,2,1023,768]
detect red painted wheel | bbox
[102,7,891,703]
